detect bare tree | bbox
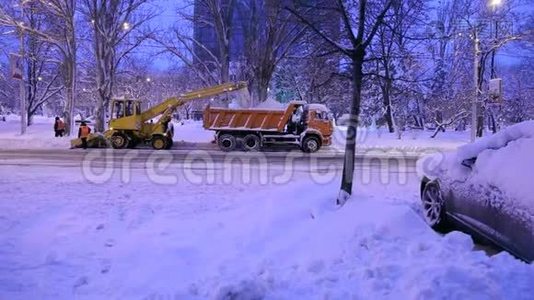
[0,0,78,134]
[82,0,155,132]
[152,0,236,88]
[288,0,394,205]
[24,9,63,125]
[238,0,305,105]
[367,0,426,133]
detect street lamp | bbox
[122,22,130,31]
[490,0,502,7]
[471,0,504,141]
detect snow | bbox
[0,116,213,149]
[417,121,534,244]
[1,115,470,153]
[0,115,71,149]
[307,103,328,112]
[332,126,469,154]
[0,165,533,299]
[255,98,287,109]
[455,120,534,162]
[172,120,215,143]
[472,137,534,212]
[420,121,534,210]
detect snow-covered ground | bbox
[0,164,533,299]
[0,115,72,149]
[0,115,469,152]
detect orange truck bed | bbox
[203,105,295,132]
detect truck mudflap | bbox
[322,136,332,146]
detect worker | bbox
[289,106,304,134]
[54,117,66,137]
[78,121,91,149]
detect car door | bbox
[445,158,501,242]
[490,189,534,262]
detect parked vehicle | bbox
[419,121,534,262]
[203,102,334,152]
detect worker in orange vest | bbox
[78,122,91,149]
[54,117,66,137]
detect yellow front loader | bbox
[71,81,248,150]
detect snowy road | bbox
[1,150,532,299]
[0,148,419,169]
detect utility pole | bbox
[471,28,480,142]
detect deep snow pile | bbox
[0,166,532,299]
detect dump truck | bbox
[203,101,334,152]
[71,82,248,150]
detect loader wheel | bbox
[151,135,167,150]
[243,134,261,151]
[301,135,321,153]
[218,133,236,152]
[111,133,129,149]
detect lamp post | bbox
[471,0,503,142]
[19,7,26,135]
[471,30,480,142]
[489,0,502,79]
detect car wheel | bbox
[421,181,450,232]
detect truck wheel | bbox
[243,134,261,151]
[111,132,129,149]
[301,135,321,153]
[218,133,236,152]
[151,135,167,150]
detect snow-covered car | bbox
[419,121,534,262]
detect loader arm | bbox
[139,81,248,123]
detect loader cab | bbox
[111,99,141,119]
[108,99,143,130]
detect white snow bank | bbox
[0,167,532,299]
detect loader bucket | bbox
[70,133,109,149]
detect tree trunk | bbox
[94,99,105,133]
[381,77,394,133]
[63,56,76,136]
[337,50,364,206]
[255,75,270,105]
